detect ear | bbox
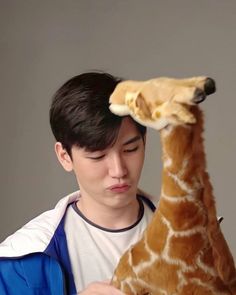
[135,93,152,119]
[54,142,73,172]
[125,91,151,121]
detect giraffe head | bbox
[109,76,216,130]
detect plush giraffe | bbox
[109,77,236,295]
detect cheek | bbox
[137,158,145,175]
[130,151,145,174]
[75,161,107,181]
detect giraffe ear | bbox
[125,88,153,121]
[130,91,152,119]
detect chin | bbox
[111,192,137,207]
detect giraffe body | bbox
[109,77,236,295]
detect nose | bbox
[204,77,216,95]
[109,154,128,179]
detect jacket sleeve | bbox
[0,254,65,295]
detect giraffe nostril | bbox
[204,77,216,95]
[193,88,206,104]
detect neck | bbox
[160,106,206,199]
[76,192,140,230]
[158,106,208,230]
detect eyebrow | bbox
[123,135,142,146]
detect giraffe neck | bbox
[158,106,208,230]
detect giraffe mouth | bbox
[193,88,206,104]
[194,96,206,104]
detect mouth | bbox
[107,184,131,193]
[193,88,206,104]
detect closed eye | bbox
[124,146,139,153]
[86,154,105,160]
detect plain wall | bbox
[1,1,236,258]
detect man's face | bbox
[70,117,145,210]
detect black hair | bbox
[49,72,146,157]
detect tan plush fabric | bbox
[110,77,236,295]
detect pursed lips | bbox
[107,183,131,192]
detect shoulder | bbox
[0,191,80,258]
[0,253,64,294]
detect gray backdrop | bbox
[1,1,236,259]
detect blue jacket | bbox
[0,191,156,295]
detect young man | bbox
[0,72,156,295]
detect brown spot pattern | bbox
[145,213,169,254]
[159,198,205,231]
[131,239,151,266]
[138,259,180,293]
[169,233,205,264]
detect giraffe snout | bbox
[193,78,216,104]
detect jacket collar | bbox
[0,191,80,258]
